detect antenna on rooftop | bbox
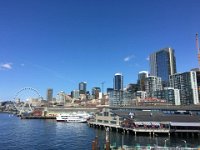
[101,81,105,94]
[196,33,200,70]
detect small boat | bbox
[56,113,87,123]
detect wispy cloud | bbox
[124,55,134,62]
[21,63,25,67]
[0,63,13,70]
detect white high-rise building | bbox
[56,91,66,104]
[153,87,180,105]
[145,76,162,97]
[169,71,199,105]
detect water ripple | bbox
[0,113,200,150]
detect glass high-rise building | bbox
[79,82,87,94]
[113,73,123,91]
[47,88,53,101]
[71,90,80,99]
[150,47,177,87]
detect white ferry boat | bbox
[77,111,93,120]
[56,112,92,123]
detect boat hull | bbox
[56,112,91,123]
[56,119,87,123]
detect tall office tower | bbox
[47,88,53,101]
[138,71,148,91]
[113,73,123,91]
[107,88,114,94]
[92,87,101,99]
[150,47,177,87]
[79,82,87,94]
[56,91,66,104]
[169,71,199,105]
[145,76,162,97]
[71,90,80,99]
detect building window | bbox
[110,121,116,124]
[104,120,109,123]
[110,113,115,117]
[104,112,109,116]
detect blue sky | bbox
[1,0,200,100]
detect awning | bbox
[134,122,143,125]
[151,122,160,126]
[135,122,159,126]
[142,122,152,125]
[170,122,200,127]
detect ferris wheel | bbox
[13,87,42,114]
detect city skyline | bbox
[1,0,200,100]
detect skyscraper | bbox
[113,73,123,91]
[92,87,101,99]
[71,90,80,99]
[138,71,148,91]
[79,82,87,94]
[150,47,177,87]
[56,91,66,104]
[47,88,53,101]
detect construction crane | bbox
[101,81,105,94]
[196,33,200,69]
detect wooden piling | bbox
[92,141,96,150]
[105,141,110,150]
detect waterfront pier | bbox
[88,106,200,137]
[88,121,171,136]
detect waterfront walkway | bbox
[88,121,170,135]
[88,121,200,136]
[109,145,200,150]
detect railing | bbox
[111,145,200,150]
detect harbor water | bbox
[0,113,200,150]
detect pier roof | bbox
[109,105,200,111]
[111,110,200,123]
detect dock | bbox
[20,116,56,119]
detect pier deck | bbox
[88,121,200,135]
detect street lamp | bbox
[176,146,181,150]
[164,139,169,148]
[181,140,187,148]
[154,134,158,147]
[121,132,124,149]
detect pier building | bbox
[88,106,200,136]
